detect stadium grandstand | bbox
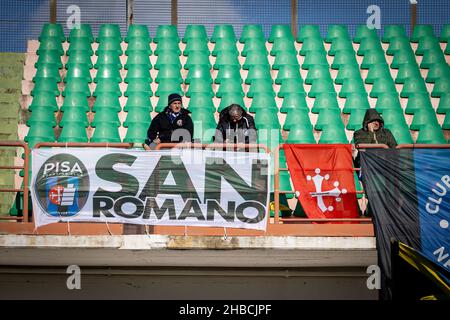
[0,0,449,301]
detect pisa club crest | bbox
[34,154,89,217]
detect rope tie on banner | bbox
[105,220,112,236]
[145,225,151,238]
[223,227,228,241]
[184,225,188,237]
[67,220,71,236]
[33,226,39,235]
[65,142,68,150]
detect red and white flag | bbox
[283,144,359,219]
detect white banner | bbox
[31,148,271,231]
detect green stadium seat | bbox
[416,124,446,144]
[415,37,442,56]
[247,80,275,98]
[58,122,88,142]
[375,93,402,114]
[216,79,244,98]
[257,129,282,151]
[125,52,151,69]
[270,38,296,56]
[154,25,179,43]
[328,36,353,56]
[280,93,308,113]
[96,38,123,55]
[123,123,148,143]
[123,111,150,130]
[93,93,122,112]
[382,25,407,43]
[286,124,316,143]
[353,171,364,199]
[97,24,122,42]
[325,25,349,43]
[183,25,208,43]
[302,50,328,69]
[188,94,216,113]
[240,25,265,43]
[184,65,212,84]
[385,123,413,144]
[331,50,357,69]
[215,65,242,84]
[186,79,214,98]
[39,23,65,42]
[437,94,450,114]
[154,39,181,56]
[33,65,61,83]
[283,109,312,131]
[66,51,93,69]
[357,38,383,56]
[440,25,450,42]
[211,25,236,43]
[365,63,392,84]
[315,108,343,131]
[386,36,412,56]
[354,25,379,43]
[213,51,240,69]
[307,78,334,98]
[360,50,387,69]
[183,40,210,56]
[155,79,183,97]
[297,25,322,43]
[29,92,58,111]
[124,65,151,83]
[442,113,450,130]
[245,65,272,84]
[253,110,280,130]
[64,64,92,83]
[92,79,121,97]
[346,108,367,130]
[218,93,246,112]
[59,108,88,128]
[275,65,302,85]
[241,39,268,57]
[272,52,299,70]
[431,77,450,97]
[36,39,64,56]
[411,25,435,43]
[35,51,63,69]
[405,93,433,115]
[304,65,330,85]
[444,42,450,54]
[335,63,360,85]
[395,63,421,84]
[91,109,120,127]
[391,50,417,69]
[90,123,121,142]
[185,51,211,69]
[124,93,152,111]
[319,123,348,143]
[410,108,439,130]
[125,40,152,56]
[190,112,216,128]
[268,25,294,42]
[339,78,366,98]
[420,50,446,69]
[426,62,450,83]
[95,51,122,69]
[154,94,171,112]
[67,39,94,55]
[370,77,397,98]
[311,92,339,114]
[32,79,60,97]
[26,108,56,127]
[212,38,239,57]
[124,79,153,97]
[60,92,90,112]
[125,24,150,43]
[154,52,181,69]
[379,108,406,129]
[249,93,278,113]
[278,78,305,97]
[299,37,326,56]
[242,52,269,70]
[400,77,428,98]
[343,93,370,114]
[25,125,55,147]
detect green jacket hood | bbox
[362,109,384,131]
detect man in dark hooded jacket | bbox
[143,93,193,150]
[354,109,397,148]
[215,104,257,144]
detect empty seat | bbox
[415,37,442,56]
[26,108,56,127]
[395,63,422,84]
[405,93,433,115]
[420,50,447,69]
[91,109,120,127]
[36,39,64,56]
[297,25,322,43]
[123,110,150,127]
[241,39,268,57]
[440,24,450,42]
[307,78,334,98]
[437,93,450,114]
[242,52,269,70]
[278,78,305,97]
[58,122,88,142]
[125,52,152,68]
[254,110,280,129]
[93,79,121,97]
[154,39,181,56]
[410,108,439,130]
[190,112,216,127]
[188,94,216,113]
[249,93,278,113]
[328,37,353,56]
[276,65,302,85]
[247,80,275,98]
[431,77,450,97]
[212,38,239,56]
[315,108,343,130]
[183,40,210,56]
[302,50,328,69]
[270,38,296,56]
[124,79,153,97]
[66,51,94,68]
[382,25,407,43]
[154,52,181,69]
[240,25,265,43]
[343,93,370,114]
[29,92,58,111]
[283,110,312,131]
[125,40,152,56]
[67,39,94,55]
[93,93,122,112]
[386,123,413,144]
[155,79,183,97]
[357,38,383,56]
[125,24,150,43]
[318,123,348,143]
[400,77,428,98]
[35,51,63,69]
[391,50,417,69]
[353,25,379,43]
[346,108,367,130]
[184,51,211,69]
[213,51,240,69]
[39,23,65,42]
[379,108,406,129]
[123,123,149,143]
[154,25,179,43]
[360,50,387,69]
[245,65,272,84]
[411,25,435,43]
[32,79,60,97]
[272,51,299,70]
[215,65,242,84]
[65,64,92,83]
[442,113,450,130]
[416,124,446,144]
[370,78,397,98]
[325,25,349,43]
[365,63,393,84]
[311,92,339,114]
[25,125,55,147]
[95,51,122,69]
[184,65,212,84]
[286,125,315,143]
[96,38,122,55]
[183,25,208,43]
[124,93,152,111]
[211,25,236,43]
[331,50,357,69]
[91,123,121,142]
[425,62,450,83]
[60,92,90,112]
[335,63,361,85]
[97,24,122,42]
[33,65,61,83]
[280,93,308,113]
[375,93,402,113]
[59,108,89,127]
[299,37,326,56]
[386,36,411,56]
[268,25,294,42]
[186,79,213,98]
[216,79,244,98]
[124,65,151,83]
[339,78,366,98]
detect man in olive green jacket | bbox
[354,109,397,148]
